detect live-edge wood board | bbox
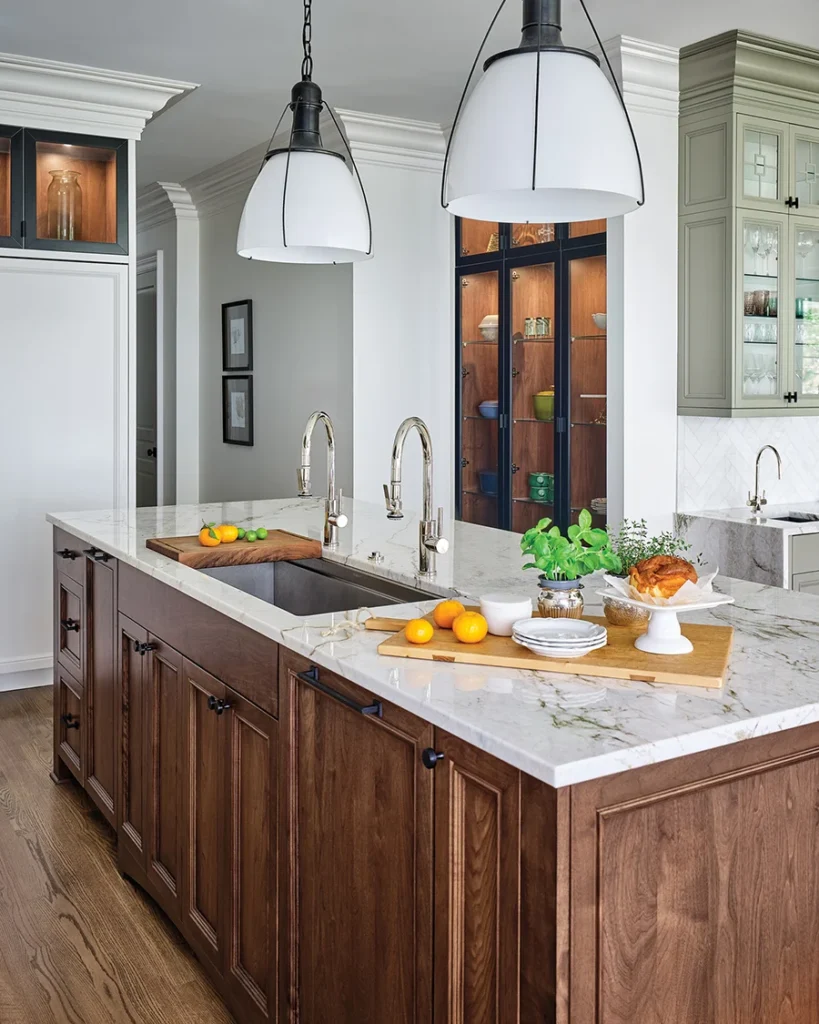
[146,529,321,569]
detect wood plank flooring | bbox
[0,686,234,1024]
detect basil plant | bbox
[520,510,622,582]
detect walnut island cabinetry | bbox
[49,499,819,1024]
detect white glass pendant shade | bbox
[444,49,641,223]
[237,149,371,263]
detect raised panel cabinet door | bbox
[279,652,434,1024]
[145,636,184,922]
[54,665,84,784]
[225,686,278,1024]
[118,614,148,868]
[181,659,227,976]
[569,737,819,1024]
[84,554,117,826]
[432,730,522,1024]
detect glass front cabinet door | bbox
[458,268,501,528]
[0,125,23,247]
[24,130,128,254]
[789,219,819,406]
[455,219,607,533]
[791,126,819,217]
[737,212,787,407]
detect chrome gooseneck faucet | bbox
[384,416,448,577]
[747,444,782,517]
[297,410,348,547]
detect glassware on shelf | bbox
[46,169,83,241]
[797,230,815,264]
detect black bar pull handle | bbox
[84,547,112,562]
[61,618,80,632]
[133,640,157,656]
[57,548,79,560]
[296,666,383,718]
[61,713,80,730]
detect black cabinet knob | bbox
[61,713,80,730]
[422,748,445,770]
[786,196,800,209]
[147,447,157,458]
[61,618,80,632]
[207,696,232,716]
[57,548,78,560]
[133,640,157,656]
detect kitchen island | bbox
[48,497,819,1024]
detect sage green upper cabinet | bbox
[679,31,819,416]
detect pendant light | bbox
[237,0,372,263]
[442,0,644,223]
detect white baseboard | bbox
[0,655,53,693]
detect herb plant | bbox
[521,510,622,581]
[607,519,692,575]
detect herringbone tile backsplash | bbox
[678,417,819,511]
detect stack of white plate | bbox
[512,619,607,659]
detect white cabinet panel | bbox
[0,258,128,675]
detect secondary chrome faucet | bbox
[384,416,449,578]
[297,410,348,547]
[747,444,782,517]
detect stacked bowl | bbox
[512,619,607,659]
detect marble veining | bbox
[48,497,819,788]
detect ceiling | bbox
[1,0,817,186]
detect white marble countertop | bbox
[48,497,819,788]
[683,500,819,533]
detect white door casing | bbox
[136,251,164,506]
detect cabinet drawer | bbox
[56,572,84,680]
[53,527,85,584]
[790,532,819,581]
[55,665,83,783]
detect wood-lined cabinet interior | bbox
[0,125,127,253]
[456,218,607,533]
[679,32,819,415]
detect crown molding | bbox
[137,182,197,232]
[595,37,680,118]
[182,108,449,220]
[0,52,197,139]
[184,142,267,219]
[680,31,819,119]
[334,110,447,172]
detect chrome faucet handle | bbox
[297,466,311,497]
[760,491,768,506]
[327,488,348,529]
[383,483,403,520]
[424,506,450,555]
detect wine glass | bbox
[746,226,761,273]
[756,229,773,275]
[797,231,815,265]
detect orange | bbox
[404,618,434,645]
[433,599,466,629]
[198,523,221,547]
[218,524,239,543]
[452,611,488,644]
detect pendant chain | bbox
[301,0,313,81]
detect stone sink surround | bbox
[48,496,819,788]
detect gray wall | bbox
[198,197,354,503]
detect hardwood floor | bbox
[0,686,234,1024]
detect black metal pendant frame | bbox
[441,0,645,211]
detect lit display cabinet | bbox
[0,126,128,254]
[456,218,607,534]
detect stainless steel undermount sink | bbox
[198,558,437,616]
[772,512,819,523]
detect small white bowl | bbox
[479,594,533,636]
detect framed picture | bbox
[222,299,253,371]
[222,375,254,446]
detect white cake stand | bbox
[596,591,735,655]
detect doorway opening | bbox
[136,252,164,507]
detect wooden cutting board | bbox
[374,614,734,689]
[146,529,321,570]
